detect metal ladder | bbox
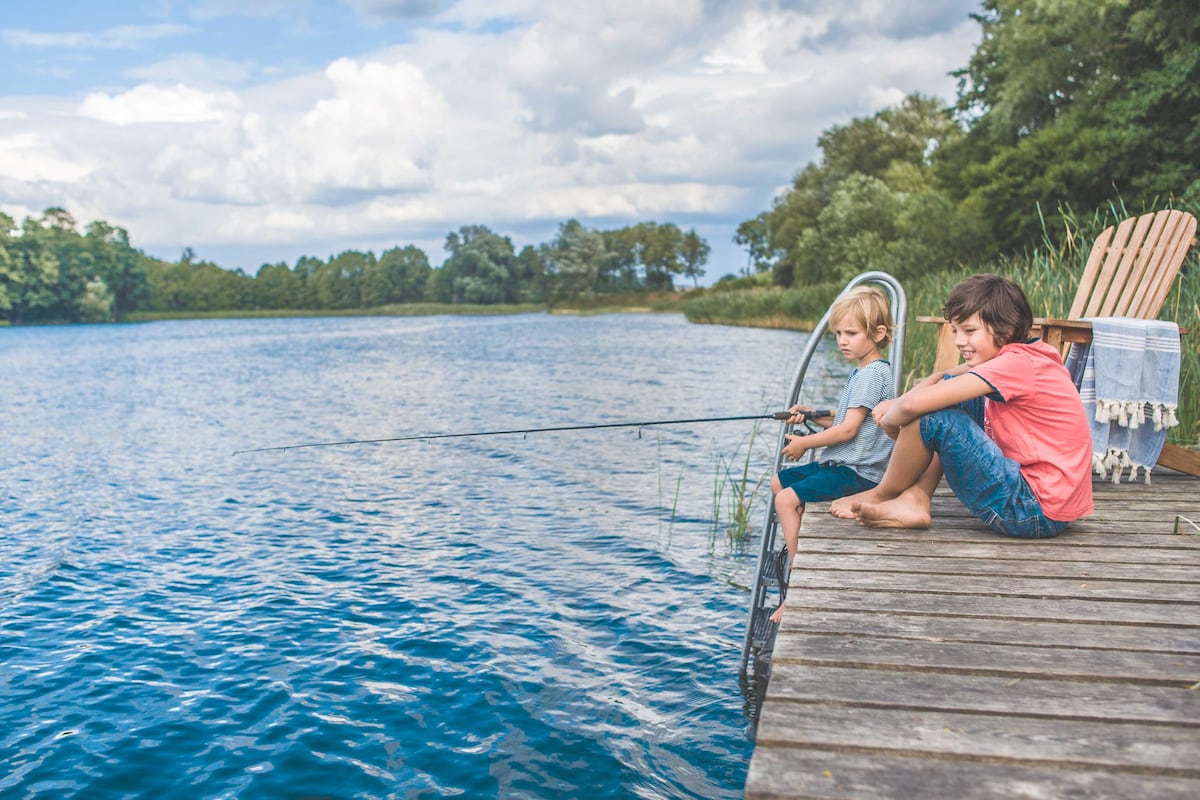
[738,271,907,727]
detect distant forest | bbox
[2,0,1196,324]
[0,213,709,324]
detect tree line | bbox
[0,212,710,324]
[735,0,1198,288]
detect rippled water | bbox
[1,313,842,799]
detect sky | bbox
[0,0,983,282]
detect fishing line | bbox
[233,410,833,456]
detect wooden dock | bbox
[745,471,1200,799]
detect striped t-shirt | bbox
[819,358,895,484]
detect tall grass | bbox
[683,282,841,330]
[712,419,773,543]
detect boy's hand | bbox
[873,399,900,438]
[785,404,832,424]
[781,434,808,461]
[784,403,812,424]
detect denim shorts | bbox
[919,408,1068,539]
[777,461,877,504]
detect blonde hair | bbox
[828,285,894,349]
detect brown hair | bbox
[943,273,1033,347]
[829,285,895,348]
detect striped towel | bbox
[1066,317,1180,483]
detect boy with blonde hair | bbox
[770,285,895,622]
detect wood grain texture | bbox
[744,472,1200,799]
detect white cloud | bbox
[0,132,93,182]
[1,24,191,50]
[294,58,446,191]
[79,83,241,125]
[126,54,257,86]
[144,57,447,207]
[0,0,982,274]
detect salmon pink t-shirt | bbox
[970,339,1094,521]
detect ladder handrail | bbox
[738,272,907,690]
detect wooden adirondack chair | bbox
[920,208,1199,477]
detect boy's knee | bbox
[919,408,972,448]
[775,487,800,512]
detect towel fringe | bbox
[1093,446,1154,484]
[1096,399,1180,432]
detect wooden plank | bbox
[772,632,1200,684]
[776,609,1200,653]
[791,570,1200,603]
[746,748,1200,800]
[792,552,1200,582]
[797,528,1200,548]
[793,537,1200,564]
[779,588,1200,626]
[754,703,1200,773]
[765,665,1200,723]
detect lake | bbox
[0,313,845,799]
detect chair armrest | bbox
[919,316,1187,370]
[916,315,961,372]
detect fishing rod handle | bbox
[771,409,833,420]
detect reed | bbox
[683,283,841,330]
[711,418,773,543]
[656,434,687,544]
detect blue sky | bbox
[1,0,982,281]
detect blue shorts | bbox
[919,408,1068,539]
[776,462,877,504]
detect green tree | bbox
[513,244,546,303]
[253,262,306,309]
[8,216,60,323]
[600,226,643,291]
[943,0,1200,249]
[541,219,606,300]
[820,94,961,183]
[84,221,150,320]
[311,250,372,309]
[679,228,710,287]
[637,222,685,291]
[145,256,249,312]
[79,277,114,322]
[0,211,16,314]
[40,207,96,321]
[733,213,775,276]
[441,226,518,304]
[749,93,983,286]
[362,245,431,306]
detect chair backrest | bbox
[1069,209,1198,320]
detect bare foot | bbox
[769,605,785,624]
[831,489,883,519]
[857,490,932,529]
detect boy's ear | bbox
[872,324,889,343]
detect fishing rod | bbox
[233,409,834,456]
